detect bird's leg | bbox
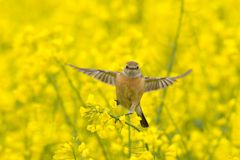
[125,103,137,116]
[125,112,133,116]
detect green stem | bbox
[108,113,141,132]
[128,116,131,158]
[55,60,111,160]
[166,0,184,76]
[164,104,188,154]
[49,75,74,128]
[95,133,110,160]
[71,144,77,160]
[55,59,86,106]
[157,0,185,122]
[156,0,188,156]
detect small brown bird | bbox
[68,61,191,128]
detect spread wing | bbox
[144,69,192,92]
[68,64,117,86]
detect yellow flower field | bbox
[0,0,239,159]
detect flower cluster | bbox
[53,138,92,160]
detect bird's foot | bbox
[114,99,120,105]
[125,112,133,116]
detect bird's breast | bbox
[115,73,144,107]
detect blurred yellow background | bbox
[0,0,239,159]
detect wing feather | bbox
[144,69,192,92]
[68,64,117,86]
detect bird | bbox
[68,61,192,128]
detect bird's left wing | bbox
[68,64,117,86]
[144,70,192,92]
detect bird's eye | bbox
[136,66,139,69]
[126,66,129,69]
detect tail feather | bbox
[140,113,149,128]
[136,105,149,128]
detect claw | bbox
[114,99,120,105]
[125,112,133,116]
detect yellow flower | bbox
[87,125,96,133]
[131,151,154,160]
[80,107,88,117]
[119,115,126,124]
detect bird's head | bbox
[123,61,142,77]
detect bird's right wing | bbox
[144,70,192,92]
[68,64,117,86]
